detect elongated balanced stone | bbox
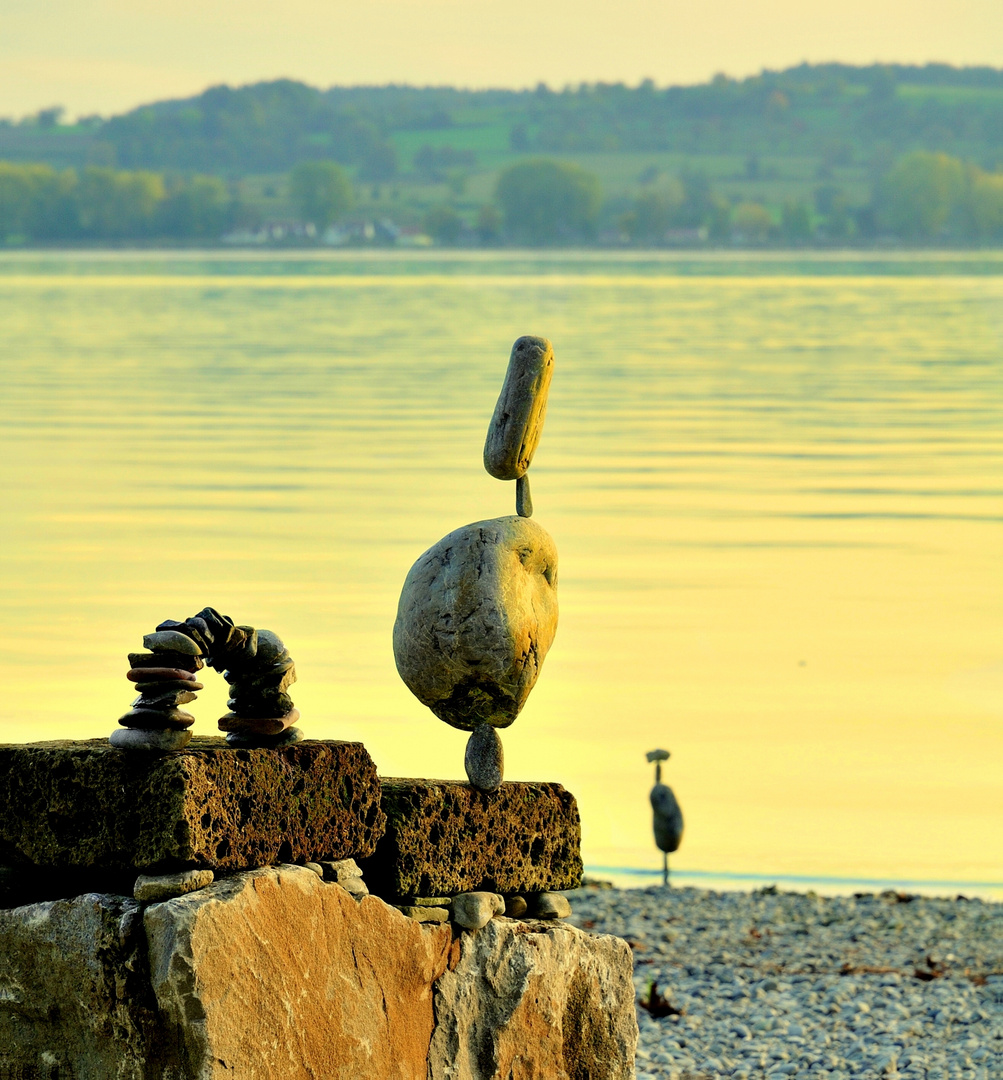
[483,336,554,481]
[393,515,558,730]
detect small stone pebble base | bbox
[0,738,385,873]
[568,884,1001,1080]
[360,778,583,897]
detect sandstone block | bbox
[0,892,169,1077]
[0,738,384,874]
[393,516,558,730]
[145,864,452,1079]
[360,779,582,897]
[428,917,637,1080]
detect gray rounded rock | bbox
[530,892,572,919]
[143,630,202,656]
[464,722,504,791]
[393,516,558,730]
[451,891,505,930]
[109,727,192,751]
[650,783,684,853]
[504,895,528,918]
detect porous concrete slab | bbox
[361,779,582,898]
[0,737,385,873]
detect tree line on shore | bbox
[1,150,1002,245]
[0,163,235,240]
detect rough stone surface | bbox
[428,917,637,1080]
[134,869,214,902]
[464,722,504,791]
[145,864,452,1079]
[451,891,505,930]
[0,738,385,874]
[483,335,555,481]
[360,779,582,898]
[393,516,558,730]
[0,891,171,1077]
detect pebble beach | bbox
[567,884,1002,1080]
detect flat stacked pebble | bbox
[566,884,1001,1080]
[112,630,206,750]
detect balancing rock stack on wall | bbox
[0,337,637,1080]
[394,336,558,792]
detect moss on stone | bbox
[0,738,385,873]
[360,779,582,897]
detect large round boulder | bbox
[393,516,558,730]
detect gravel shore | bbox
[566,884,1002,1079]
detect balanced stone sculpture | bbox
[647,748,684,885]
[394,337,558,791]
[112,606,301,750]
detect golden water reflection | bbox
[0,252,999,895]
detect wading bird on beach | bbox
[647,748,683,886]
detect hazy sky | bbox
[2,0,1002,118]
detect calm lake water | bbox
[1,250,1000,896]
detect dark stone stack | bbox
[112,630,205,750]
[158,607,301,749]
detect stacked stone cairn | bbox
[390,336,573,926]
[111,606,301,750]
[393,336,558,793]
[112,630,206,750]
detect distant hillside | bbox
[2,64,1002,177]
[2,64,1003,248]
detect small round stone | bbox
[118,707,195,730]
[464,722,504,792]
[132,688,199,709]
[127,667,199,683]
[504,895,528,918]
[224,726,304,749]
[451,891,505,930]
[143,630,202,655]
[132,680,204,695]
[339,877,369,899]
[217,708,299,736]
[129,651,203,672]
[530,892,571,919]
[109,727,192,751]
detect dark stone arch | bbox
[113,606,300,750]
